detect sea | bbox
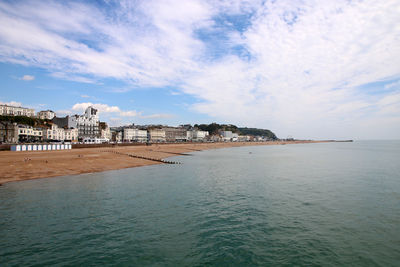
[1,141,399,266]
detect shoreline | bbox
[0,140,332,185]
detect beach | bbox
[0,141,328,184]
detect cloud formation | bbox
[21,75,35,81]
[0,0,399,138]
[0,101,22,107]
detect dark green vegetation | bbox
[0,115,50,127]
[237,127,277,140]
[194,123,277,139]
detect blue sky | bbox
[0,0,399,139]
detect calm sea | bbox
[1,141,400,266]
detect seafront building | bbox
[0,122,19,143]
[148,129,166,142]
[187,129,209,141]
[99,122,111,141]
[37,110,55,120]
[163,127,187,142]
[0,103,269,145]
[0,104,35,117]
[43,124,78,142]
[111,129,123,143]
[52,115,77,129]
[220,131,233,141]
[123,128,147,142]
[75,106,100,139]
[17,125,43,143]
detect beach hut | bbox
[67,144,72,149]
[37,144,42,151]
[27,145,32,151]
[56,144,61,150]
[21,145,26,151]
[11,145,21,151]
[52,144,57,150]
[60,144,65,150]
[32,145,37,151]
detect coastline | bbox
[0,140,331,185]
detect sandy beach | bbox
[0,141,328,184]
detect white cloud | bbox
[71,102,121,114]
[0,101,22,107]
[0,0,399,138]
[140,113,173,119]
[120,110,141,117]
[21,75,34,81]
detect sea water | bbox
[1,141,399,266]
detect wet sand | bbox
[0,141,328,184]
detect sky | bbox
[0,0,399,140]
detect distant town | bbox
[0,103,278,145]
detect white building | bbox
[148,129,166,142]
[76,106,99,139]
[123,128,148,142]
[37,110,56,120]
[238,135,251,142]
[17,125,43,142]
[0,104,35,117]
[65,128,78,142]
[44,124,78,142]
[232,133,239,142]
[187,130,209,141]
[220,131,233,141]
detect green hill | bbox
[193,123,277,140]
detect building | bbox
[0,122,19,143]
[43,124,78,142]
[220,131,233,141]
[111,130,123,143]
[123,128,147,142]
[52,115,77,129]
[44,124,64,141]
[0,104,35,117]
[148,129,166,142]
[99,122,111,141]
[232,133,239,142]
[64,128,78,142]
[75,106,99,139]
[238,135,251,142]
[17,125,43,143]
[163,127,187,142]
[37,110,55,120]
[187,130,209,141]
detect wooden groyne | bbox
[100,150,181,165]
